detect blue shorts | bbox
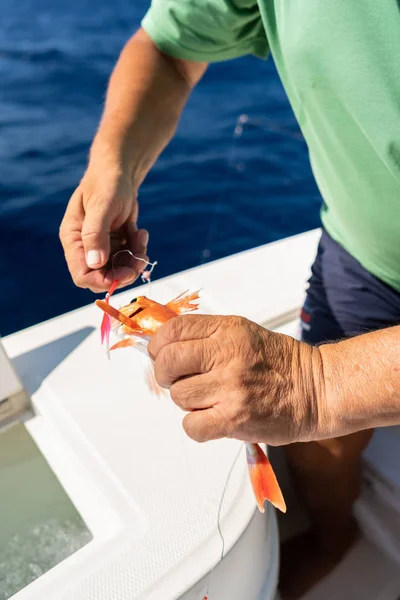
[300,230,400,344]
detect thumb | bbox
[81,202,111,269]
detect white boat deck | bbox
[2,228,400,599]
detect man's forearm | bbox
[89,29,207,187]
[319,325,400,437]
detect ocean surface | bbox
[0,0,321,337]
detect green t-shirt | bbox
[142,1,400,292]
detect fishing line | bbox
[200,114,245,265]
[202,444,243,599]
[111,249,158,284]
[237,114,303,141]
[217,445,243,560]
[200,113,304,265]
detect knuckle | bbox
[224,366,244,393]
[59,219,72,245]
[165,315,185,343]
[85,191,117,211]
[226,315,245,330]
[73,278,86,289]
[154,347,173,386]
[81,230,100,241]
[203,339,218,371]
[72,277,87,289]
[216,408,234,438]
[231,316,253,339]
[59,223,65,242]
[146,337,157,360]
[167,341,183,366]
[157,346,170,372]
[72,274,87,289]
[169,382,187,409]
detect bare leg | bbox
[278,429,373,599]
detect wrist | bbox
[317,341,352,440]
[89,129,129,174]
[81,158,138,207]
[295,340,329,442]
[87,136,141,196]
[317,338,378,440]
[90,125,149,191]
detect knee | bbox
[285,429,374,471]
[316,429,374,461]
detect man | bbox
[60,2,400,598]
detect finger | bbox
[148,314,222,359]
[81,201,112,269]
[154,339,216,388]
[170,372,220,411]
[182,406,231,443]
[126,225,150,275]
[108,267,139,287]
[127,223,149,256]
[63,241,113,292]
[104,225,149,285]
[60,194,110,291]
[62,233,115,292]
[110,232,127,255]
[59,190,84,271]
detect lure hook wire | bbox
[111,249,158,284]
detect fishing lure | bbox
[96,285,286,514]
[100,252,158,354]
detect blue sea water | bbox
[0,0,321,337]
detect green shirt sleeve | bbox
[141,0,269,63]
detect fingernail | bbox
[139,230,149,247]
[87,250,101,267]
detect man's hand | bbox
[148,314,323,446]
[59,167,148,292]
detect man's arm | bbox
[147,315,400,445]
[90,29,207,190]
[60,29,207,292]
[319,325,400,437]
